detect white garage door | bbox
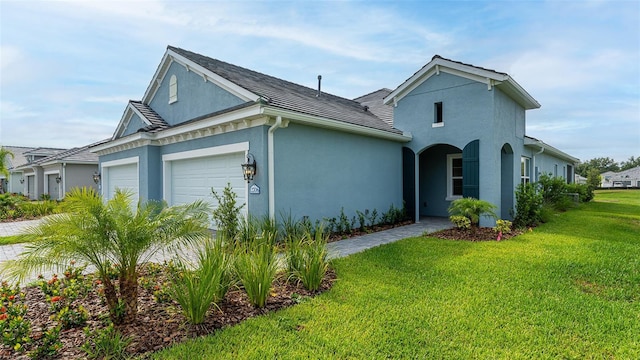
[106,163,139,205]
[169,152,246,218]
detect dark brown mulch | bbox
[431,226,523,241]
[2,268,336,359]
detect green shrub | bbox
[493,219,512,234]
[286,224,330,291]
[447,198,497,226]
[211,183,245,241]
[538,173,569,205]
[0,281,31,352]
[169,236,233,324]
[553,195,576,212]
[449,215,471,230]
[81,325,132,360]
[565,183,594,203]
[28,325,62,359]
[514,183,543,228]
[234,233,278,308]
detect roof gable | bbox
[113,101,170,139]
[168,46,399,134]
[384,55,540,110]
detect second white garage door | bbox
[105,163,139,206]
[168,152,246,218]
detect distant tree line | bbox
[576,156,640,177]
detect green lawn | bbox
[153,190,639,359]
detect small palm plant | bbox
[0,187,211,324]
[448,198,497,227]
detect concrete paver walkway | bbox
[0,217,451,283]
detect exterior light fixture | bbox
[19,177,24,184]
[241,153,257,182]
[92,171,101,184]
[55,176,62,184]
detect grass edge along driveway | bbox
[158,190,638,359]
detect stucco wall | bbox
[63,164,99,194]
[273,123,404,223]
[122,113,147,137]
[393,72,533,225]
[149,62,246,125]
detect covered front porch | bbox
[402,141,516,226]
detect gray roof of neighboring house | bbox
[7,147,66,169]
[2,146,33,170]
[130,101,170,133]
[354,88,394,126]
[168,46,401,134]
[601,166,640,180]
[34,145,100,165]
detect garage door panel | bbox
[106,163,138,205]
[170,152,246,222]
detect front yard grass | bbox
[153,190,639,359]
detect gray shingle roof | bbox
[2,146,33,170]
[32,144,99,165]
[168,46,401,134]
[354,88,394,126]
[130,101,170,133]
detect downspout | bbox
[268,116,284,219]
[532,144,544,182]
[61,163,66,200]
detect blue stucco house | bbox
[91,47,578,226]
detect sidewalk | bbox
[0,217,451,282]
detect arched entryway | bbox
[500,143,514,219]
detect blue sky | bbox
[1,0,638,163]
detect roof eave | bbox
[524,136,579,164]
[261,106,412,143]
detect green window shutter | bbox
[462,140,479,199]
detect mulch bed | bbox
[2,268,336,359]
[431,226,523,241]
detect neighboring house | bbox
[7,144,101,200]
[92,46,578,226]
[0,146,32,194]
[600,166,640,188]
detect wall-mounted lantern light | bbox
[92,171,101,184]
[19,177,24,184]
[241,154,257,182]
[55,176,62,184]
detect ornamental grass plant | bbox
[285,225,329,291]
[168,236,233,325]
[233,232,278,308]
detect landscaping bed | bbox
[432,226,524,241]
[2,266,336,359]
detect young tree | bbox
[0,147,14,193]
[1,187,211,324]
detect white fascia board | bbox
[91,133,153,153]
[112,105,136,140]
[162,142,249,162]
[40,160,97,166]
[101,156,139,168]
[155,104,263,141]
[261,107,412,143]
[91,105,266,155]
[524,137,579,164]
[143,49,261,104]
[129,104,153,126]
[384,57,540,109]
[497,78,541,110]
